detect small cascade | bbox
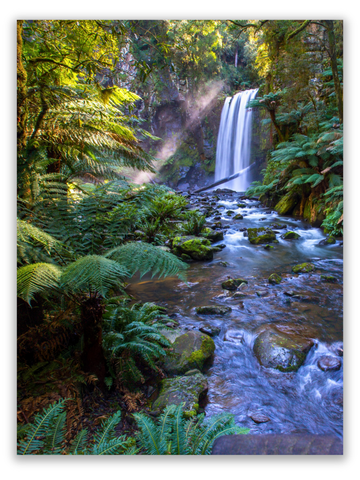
[215,89,258,191]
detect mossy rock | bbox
[318,236,336,246]
[237,203,247,208]
[172,235,213,261]
[292,263,315,274]
[281,231,301,240]
[253,329,313,372]
[247,227,276,245]
[200,228,224,243]
[264,244,274,250]
[163,331,215,375]
[233,214,243,220]
[196,305,232,315]
[152,371,208,417]
[274,192,298,215]
[320,275,338,283]
[221,278,248,291]
[268,273,282,285]
[218,261,229,267]
[226,210,235,216]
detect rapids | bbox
[129,191,343,439]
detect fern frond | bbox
[17,263,62,304]
[105,242,188,280]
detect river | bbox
[129,188,343,439]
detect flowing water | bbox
[215,89,258,191]
[129,191,343,439]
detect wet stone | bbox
[268,273,282,285]
[292,263,315,274]
[222,278,248,290]
[196,305,232,315]
[250,413,271,424]
[318,356,342,372]
[199,325,221,337]
[282,231,301,240]
[321,275,338,283]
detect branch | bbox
[286,20,311,41]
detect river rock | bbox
[163,330,215,375]
[233,214,243,220]
[282,231,301,240]
[196,305,232,315]
[200,227,224,243]
[253,326,314,372]
[318,236,336,246]
[199,325,221,337]
[222,278,248,290]
[247,227,276,245]
[172,235,213,261]
[152,371,208,417]
[317,356,342,372]
[321,275,338,283]
[264,244,274,250]
[249,413,271,424]
[292,263,315,273]
[268,273,282,285]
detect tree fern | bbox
[17,263,62,304]
[105,241,188,280]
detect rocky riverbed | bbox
[128,188,343,439]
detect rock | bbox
[195,305,232,315]
[233,214,243,220]
[180,253,194,262]
[268,273,281,285]
[282,231,301,240]
[211,434,343,455]
[172,235,213,261]
[222,278,248,291]
[200,227,224,243]
[152,371,208,417]
[321,275,337,283]
[292,263,315,273]
[329,342,343,357]
[256,290,269,297]
[199,325,221,337]
[271,223,287,230]
[163,331,215,375]
[253,326,314,372]
[250,413,271,424]
[264,244,274,250]
[237,203,247,208]
[218,261,229,267]
[318,356,342,372]
[247,227,276,245]
[226,210,235,216]
[318,236,336,246]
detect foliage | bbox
[103,301,171,385]
[179,210,207,236]
[17,399,137,455]
[133,403,249,455]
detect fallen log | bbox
[193,162,258,194]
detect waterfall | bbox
[215,88,258,191]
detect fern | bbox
[133,404,248,455]
[17,263,62,304]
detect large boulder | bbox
[281,231,301,240]
[172,235,213,261]
[253,325,315,372]
[247,227,276,245]
[152,370,208,417]
[274,192,298,215]
[163,331,215,375]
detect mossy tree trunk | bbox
[17,21,28,153]
[324,20,343,124]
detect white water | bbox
[215,89,258,191]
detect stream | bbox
[129,189,343,439]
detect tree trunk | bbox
[81,297,107,390]
[17,21,28,153]
[324,20,343,124]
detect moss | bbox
[233,214,243,220]
[172,236,213,261]
[247,227,276,245]
[282,231,301,240]
[268,273,281,285]
[274,192,298,215]
[222,278,248,290]
[292,263,315,273]
[321,275,337,283]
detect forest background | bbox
[5,0,359,478]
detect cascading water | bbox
[215,89,258,191]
